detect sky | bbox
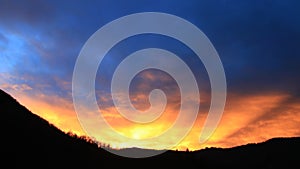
[1,0,300,150]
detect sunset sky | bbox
[1,0,300,151]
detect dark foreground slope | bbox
[1,89,299,169]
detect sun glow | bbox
[3,88,300,151]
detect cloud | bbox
[195,92,300,149]
[1,0,300,150]
[0,0,55,26]
[0,83,32,92]
[221,93,300,145]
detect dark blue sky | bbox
[1,0,299,97]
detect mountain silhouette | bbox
[1,89,299,169]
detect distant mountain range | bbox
[1,89,299,169]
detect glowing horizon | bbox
[2,82,299,151]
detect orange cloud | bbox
[0,83,32,92]
[181,92,300,150]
